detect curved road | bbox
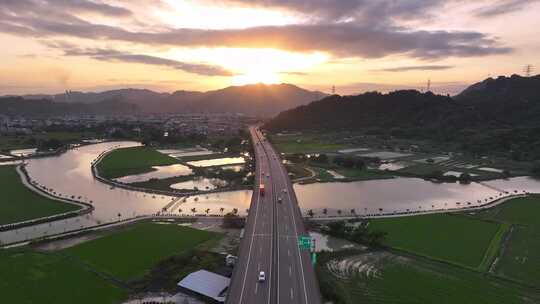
[227,127,321,304]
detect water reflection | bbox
[114,164,193,183]
[188,157,245,167]
[309,231,360,252]
[294,177,539,216]
[170,177,227,191]
[0,142,252,245]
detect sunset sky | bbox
[1,0,539,95]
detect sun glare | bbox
[231,71,281,86]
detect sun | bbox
[231,70,281,86]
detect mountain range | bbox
[3,83,326,117]
[265,74,540,159]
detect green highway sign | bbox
[298,235,311,250]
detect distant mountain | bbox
[265,74,540,159]
[16,83,326,117]
[0,96,139,117]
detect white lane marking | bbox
[258,262,261,270]
[275,147,310,304]
[255,282,258,294]
[290,288,294,300]
[289,266,292,277]
[288,250,291,257]
[238,129,264,304]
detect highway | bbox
[227,127,321,304]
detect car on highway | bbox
[258,271,266,282]
[277,197,282,204]
[267,173,270,178]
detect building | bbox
[177,269,230,303]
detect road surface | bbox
[227,127,321,304]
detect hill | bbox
[265,75,540,160]
[0,96,138,117]
[16,83,325,117]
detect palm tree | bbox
[220,207,225,214]
[178,208,182,214]
[322,208,328,216]
[191,208,197,215]
[245,208,249,214]
[350,209,356,217]
[307,209,314,217]
[205,208,210,215]
[233,208,238,215]
[337,209,342,216]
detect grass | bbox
[317,251,540,304]
[0,166,80,225]
[97,146,178,179]
[472,196,540,286]
[0,250,126,304]
[0,131,96,151]
[336,168,394,180]
[286,164,313,180]
[271,133,352,154]
[369,214,501,268]
[478,222,511,271]
[63,222,219,281]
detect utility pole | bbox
[426,79,431,92]
[524,64,534,77]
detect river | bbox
[1,141,539,245]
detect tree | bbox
[191,208,197,215]
[532,163,540,178]
[307,209,314,217]
[350,209,356,216]
[220,207,225,214]
[458,172,472,184]
[322,208,328,216]
[222,212,245,229]
[313,154,328,163]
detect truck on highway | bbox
[259,184,265,196]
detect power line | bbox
[524,64,534,77]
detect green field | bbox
[271,133,351,154]
[0,250,126,304]
[0,221,220,303]
[474,196,540,286]
[97,146,178,179]
[0,166,80,225]
[369,214,501,268]
[0,131,96,151]
[317,251,540,304]
[336,168,394,181]
[63,222,219,280]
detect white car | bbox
[267,173,270,178]
[258,271,266,282]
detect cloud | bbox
[0,0,513,61]
[474,0,539,18]
[212,0,446,23]
[44,42,233,76]
[373,65,454,72]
